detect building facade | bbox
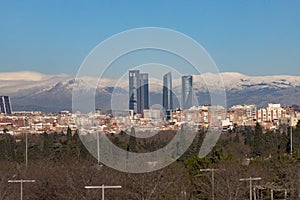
[163,72,173,118]
[181,75,193,110]
[129,70,140,114]
[0,96,12,114]
[128,70,149,114]
[256,103,285,123]
[230,104,257,126]
[139,73,149,113]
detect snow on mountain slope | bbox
[1,71,300,112]
[219,72,300,90]
[171,72,300,92]
[2,71,300,94]
[0,71,71,94]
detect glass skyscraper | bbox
[181,75,193,110]
[129,70,149,114]
[139,73,149,113]
[0,96,12,114]
[163,72,173,114]
[129,70,140,114]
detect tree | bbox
[66,126,72,141]
[128,127,137,152]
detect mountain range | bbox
[1,71,300,113]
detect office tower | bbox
[129,70,149,114]
[181,75,193,109]
[0,96,12,114]
[163,72,173,119]
[129,70,140,114]
[139,73,149,113]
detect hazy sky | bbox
[0,0,299,76]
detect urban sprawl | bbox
[0,71,299,135]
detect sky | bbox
[0,0,300,76]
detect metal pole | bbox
[24,117,29,168]
[102,184,105,200]
[270,189,273,200]
[250,178,252,200]
[200,168,225,200]
[298,170,300,199]
[25,132,28,168]
[284,190,287,200]
[20,180,22,200]
[97,131,100,165]
[290,125,293,156]
[8,179,35,200]
[85,185,122,200]
[212,170,215,200]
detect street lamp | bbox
[24,117,29,168]
[94,127,103,168]
[8,179,35,200]
[85,184,122,200]
[239,177,262,200]
[290,121,293,156]
[199,168,225,200]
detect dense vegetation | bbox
[0,123,300,199]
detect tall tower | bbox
[129,70,149,114]
[181,75,193,110]
[139,73,149,114]
[163,72,173,114]
[129,70,140,114]
[0,96,12,114]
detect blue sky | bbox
[0,0,299,76]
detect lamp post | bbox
[96,129,100,165]
[25,131,28,167]
[200,168,225,200]
[24,117,29,168]
[8,179,35,200]
[290,122,293,156]
[239,177,262,200]
[85,184,122,200]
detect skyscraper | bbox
[181,75,193,109]
[129,70,149,114]
[163,72,173,114]
[0,96,12,114]
[139,73,149,113]
[129,70,140,114]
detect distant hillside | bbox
[1,71,300,112]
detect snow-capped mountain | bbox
[1,71,300,112]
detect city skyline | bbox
[129,70,195,114]
[2,70,300,113]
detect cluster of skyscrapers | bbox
[0,96,12,115]
[129,70,193,116]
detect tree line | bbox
[0,123,299,199]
